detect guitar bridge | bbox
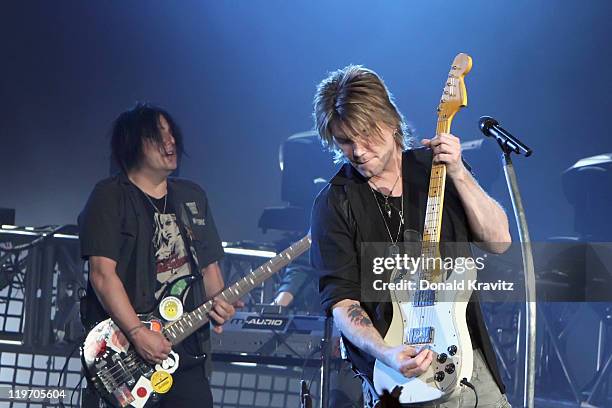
[406,326,434,344]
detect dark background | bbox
[1,0,611,242]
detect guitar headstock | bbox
[437,53,472,120]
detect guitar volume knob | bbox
[447,345,457,356]
[437,353,448,363]
[445,363,456,374]
[434,371,445,382]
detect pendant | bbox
[384,201,392,218]
[386,244,400,257]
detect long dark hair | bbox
[110,102,185,174]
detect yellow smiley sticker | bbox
[158,296,183,322]
[150,370,173,394]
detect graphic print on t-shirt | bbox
[153,212,191,299]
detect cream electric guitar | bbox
[372,53,476,404]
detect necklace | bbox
[369,173,401,217]
[369,185,404,247]
[143,192,167,214]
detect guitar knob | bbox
[434,371,445,382]
[445,363,456,374]
[447,345,457,356]
[437,353,448,363]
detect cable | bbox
[57,340,83,408]
[299,346,322,394]
[69,374,85,408]
[460,377,478,408]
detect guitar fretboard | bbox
[163,235,312,344]
[421,117,452,276]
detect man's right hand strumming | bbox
[332,299,434,379]
[89,256,173,365]
[128,326,172,365]
[381,345,433,378]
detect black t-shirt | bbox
[139,190,204,359]
[141,192,195,302]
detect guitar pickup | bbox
[413,290,435,306]
[406,326,434,344]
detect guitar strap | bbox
[175,199,212,376]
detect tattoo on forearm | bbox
[347,304,373,327]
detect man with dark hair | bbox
[79,103,238,407]
[310,65,512,407]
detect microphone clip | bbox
[478,116,532,157]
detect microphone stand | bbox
[494,137,536,408]
[319,316,333,408]
[300,380,312,408]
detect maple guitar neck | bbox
[422,54,472,274]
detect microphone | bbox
[478,116,532,157]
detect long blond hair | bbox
[313,65,413,162]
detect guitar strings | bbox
[429,119,446,344]
[101,351,147,383]
[100,352,140,381]
[419,114,447,350]
[102,359,150,389]
[425,164,442,346]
